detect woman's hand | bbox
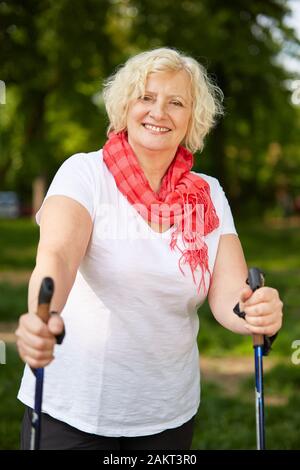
[15,312,65,368]
[239,286,283,337]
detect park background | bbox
[0,0,300,450]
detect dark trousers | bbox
[21,406,195,450]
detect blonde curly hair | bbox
[102,47,224,153]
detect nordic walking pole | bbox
[247,268,266,450]
[233,267,266,450]
[30,277,54,451]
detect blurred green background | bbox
[1,0,300,450]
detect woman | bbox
[16,48,283,450]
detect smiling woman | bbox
[103,48,224,154]
[16,47,283,450]
[126,70,192,192]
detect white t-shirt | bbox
[18,149,237,437]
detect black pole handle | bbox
[38,277,54,306]
[247,268,265,292]
[36,277,65,344]
[233,268,277,353]
[247,268,265,347]
[233,267,265,320]
[233,268,265,345]
[37,277,54,324]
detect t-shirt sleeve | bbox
[36,153,98,225]
[219,184,237,235]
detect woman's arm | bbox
[16,195,93,368]
[208,234,283,336]
[28,195,93,313]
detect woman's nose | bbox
[149,101,166,120]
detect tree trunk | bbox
[32,176,46,220]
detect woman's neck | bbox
[129,141,176,193]
[139,159,170,192]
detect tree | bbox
[129,0,300,208]
[0,0,130,202]
[1,0,299,213]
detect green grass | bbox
[197,219,300,358]
[0,283,28,322]
[2,347,300,450]
[0,218,38,321]
[0,218,38,270]
[0,345,25,450]
[1,218,299,356]
[0,217,300,449]
[192,365,300,450]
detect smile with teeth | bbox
[143,123,171,133]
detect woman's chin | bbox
[142,143,172,153]
[138,135,175,152]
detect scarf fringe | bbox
[103,131,219,295]
[170,224,211,294]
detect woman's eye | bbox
[171,101,183,107]
[141,95,153,101]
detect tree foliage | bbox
[0,0,129,194]
[0,0,299,211]
[129,0,300,206]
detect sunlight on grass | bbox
[0,345,24,450]
[192,360,300,450]
[0,217,299,449]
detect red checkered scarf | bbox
[103,131,219,293]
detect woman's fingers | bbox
[245,309,278,327]
[16,326,56,352]
[48,314,64,336]
[244,302,277,318]
[240,286,253,304]
[243,287,280,306]
[243,321,282,337]
[15,312,64,368]
[239,286,283,336]
[17,312,53,338]
[17,342,54,368]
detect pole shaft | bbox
[30,277,54,450]
[255,345,265,450]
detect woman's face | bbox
[126,70,192,156]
